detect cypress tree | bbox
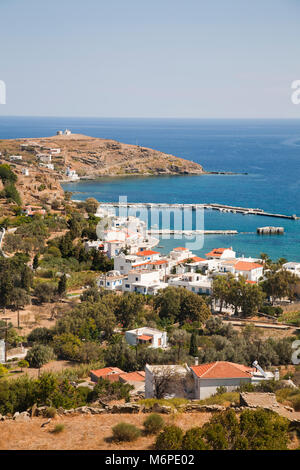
[57,273,67,297]
[33,254,39,270]
[189,332,198,357]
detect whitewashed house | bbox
[282,262,300,278]
[114,254,142,274]
[37,153,52,164]
[9,155,22,161]
[205,247,236,260]
[65,166,80,181]
[49,148,61,155]
[168,272,212,295]
[125,327,168,348]
[233,260,263,282]
[191,360,275,399]
[97,270,125,291]
[122,269,168,295]
[169,247,195,263]
[145,360,274,400]
[135,250,161,262]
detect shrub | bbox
[290,395,300,412]
[27,327,53,345]
[198,391,240,406]
[182,427,207,450]
[45,406,57,418]
[155,425,184,450]
[51,424,65,434]
[143,413,164,435]
[25,344,55,368]
[112,422,141,442]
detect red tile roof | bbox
[205,248,228,258]
[190,361,253,379]
[119,371,145,382]
[138,334,153,341]
[173,247,188,251]
[234,261,263,271]
[149,260,168,265]
[90,367,124,378]
[136,250,160,256]
[132,262,151,268]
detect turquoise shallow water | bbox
[0,116,300,260]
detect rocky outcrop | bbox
[184,404,226,412]
[13,411,31,422]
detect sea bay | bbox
[1,116,300,261]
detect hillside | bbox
[0,133,204,207]
[0,413,211,450]
[0,133,204,178]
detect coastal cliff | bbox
[0,133,204,206]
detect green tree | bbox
[212,274,233,313]
[0,164,17,183]
[91,250,113,272]
[182,427,208,450]
[33,254,39,270]
[202,408,289,450]
[178,289,211,325]
[115,292,146,329]
[10,287,31,328]
[238,278,265,317]
[25,344,55,369]
[155,425,184,450]
[189,331,198,357]
[261,268,298,304]
[57,274,67,298]
[154,287,181,324]
[0,364,8,377]
[33,283,57,304]
[2,182,22,205]
[21,265,33,292]
[18,360,29,372]
[85,197,99,215]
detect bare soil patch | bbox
[0,412,212,450]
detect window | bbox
[125,284,130,288]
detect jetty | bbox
[98,201,298,220]
[147,229,238,235]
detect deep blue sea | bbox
[1,116,300,261]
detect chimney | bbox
[194,357,199,366]
[274,369,280,381]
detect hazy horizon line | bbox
[1,115,300,120]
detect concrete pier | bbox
[147,229,238,235]
[98,201,298,220]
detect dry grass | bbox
[0,413,212,450]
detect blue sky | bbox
[0,0,299,118]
